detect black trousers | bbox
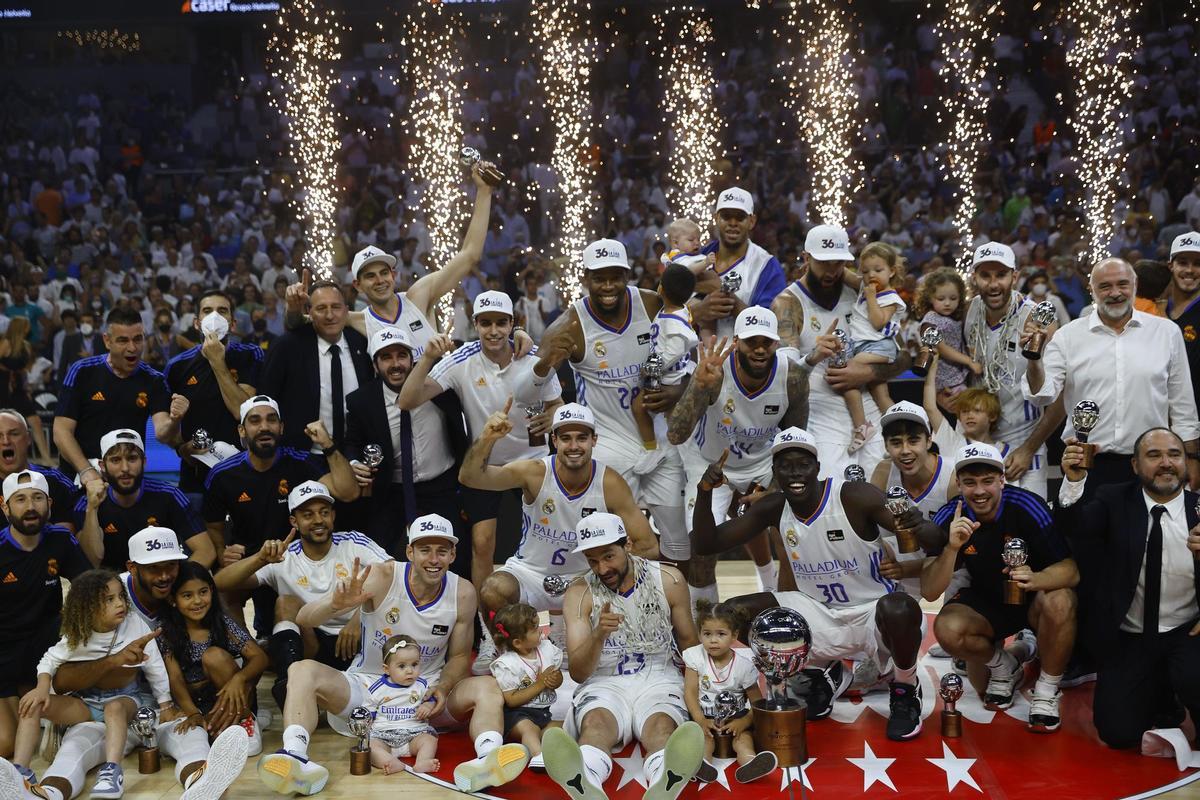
[365,468,470,577]
[1093,623,1200,749]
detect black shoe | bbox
[1060,657,1096,688]
[801,663,850,720]
[735,751,777,784]
[886,681,923,741]
[694,760,718,783]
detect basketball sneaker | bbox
[644,721,703,800]
[801,662,853,719]
[886,681,923,740]
[472,627,499,676]
[542,727,608,800]
[734,751,778,784]
[182,725,250,800]
[983,651,1023,710]
[257,750,329,796]
[0,758,57,799]
[1028,689,1062,734]
[90,762,123,799]
[453,743,530,792]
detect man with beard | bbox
[1024,257,1200,490]
[691,187,787,342]
[666,307,810,603]
[691,428,938,741]
[215,481,391,707]
[926,444,1078,734]
[1056,428,1200,748]
[1165,233,1200,405]
[770,225,912,478]
[75,428,211,570]
[259,515,529,796]
[540,512,704,800]
[0,409,79,531]
[0,471,91,758]
[532,240,689,572]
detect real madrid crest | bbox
[723,397,735,414]
[409,690,421,704]
[542,498,556,516]
[385,608,401,625]
[786,528,799,547]
[701,675,712,689]
[810,315,822,331]
[593,340,607,358]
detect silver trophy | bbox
[360,443,384,497]
[940,673,964,737]
[642,351,665,392]
[348,706,373,775]
[829,328,850,368]
[913,325,943,377]
[132,706,160,773]
[711,690,741,759]
[543,574,572,597]
[748,607,812,711]
[189,428,213,453]
[1021,301,1058,361]
[720,271,742,295]
[885,486,919,553]
[843,464,867,482]
[458,146,503,187]
[1002,538,1029,605]
[524,402,547,447]
[1071,400,1100,468]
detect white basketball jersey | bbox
[778,479,896,605]
[694,352,790,484]
[573,288,654,450]
[517,456,608,577]
[364,675,430,736]
[589,561,675,680]
[353,562,459,678]
[713,241,777,340]
[964,295,1040,447]
[364,292,436,359]
[884,454,956,596]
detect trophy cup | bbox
[940,673,964,738]
[829,328,850,369]
[642,351,665,393]
[748,607,811,766]
[711,690,740,759]
[843,464,867,483]
[524,402,547,447]
[542,574,572,598]
[885,486,920,553]
[189,428,213,453]
[347,706,373,775]
[1002,538,1029,605]
[132,706,160,774]
[720,271,742,296]
[459,146,503,187]
[912,326,943,378]
[1021,301,1058,361]
[1072,400,1100,469]
[360,443,384,498]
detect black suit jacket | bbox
[56,332,106,385]
[1058,480,1200,659]
[342,378,468,496]
[259,324,374,451]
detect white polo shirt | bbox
[382,383,454,483]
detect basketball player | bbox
[532,240,689,570]
[692,428,940,741]
[666,307,810,602]
[541,512,705,800]
[258,514,528,796]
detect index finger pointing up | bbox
[953,500,963,521]
[825,318,839,335]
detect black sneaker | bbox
[886,681,923,741]
[694,760,719,783]
[802,663,851,720]
[1060,657,1096,688]
[735,751,778,784]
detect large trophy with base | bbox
[912,326,943,378]
[133,707,161,774]
[748,607,811,766]
[1021,301,1058,361]
[348,707,373,775]
[459,146,503,187]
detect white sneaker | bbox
[453,744,530,792]
[542,728,607,800]
[257,750,329,796]
[256,708,273,730]
[928,644,949,658]
[239,714,263,757]
[529,753,546,770]
[90,762,124,799]
[472,628,499,676]
[1028,690,1062,734]
[983,652,1023,710]
[182,725,250,800]
[0,757,53,799]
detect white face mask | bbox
[200,311,230,341]
[80,323,94,336]
[1030,283,1049,296]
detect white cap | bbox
[880,401,931,433]
[582,239,629,271]
[408,513,458,545]
[288,480,334,513]
[99,428,145,457]
[971,242,1016,271]
[351,245,397,279]
[1170,232,1200,259]
[127,526,187,565]
[2,469,50,500]
[551,403,595,432]
[239,394,281,423]
[714,187,754,215]
[572,511,628,553]
[770,427,819,457]
[954,442,1006,473]
[733,307,780,341]
[472,290,514,317]
[368,327,414,358]
[804,224,852,261]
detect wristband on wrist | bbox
[322,444,339,457]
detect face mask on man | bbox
[80,323,94,336]
[200,311,230,341]
[1030,283,1049,297]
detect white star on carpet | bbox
[847,741,897,791]
[779,758,816,791]
[697,757,737,793]
[614,743,648,790]
[927,741,982,792]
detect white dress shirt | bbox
[1058,477,1199,633]
[316,334,360,453]
[382,383,454,483]
[1022,309,1200,453]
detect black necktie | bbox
[329,343,344,444]
[399,408,417,526]
[1145,505,1166,636]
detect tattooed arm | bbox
[665,336,732,445]
[780,358,811,430]
[771,291,804,355]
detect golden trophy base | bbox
[895,528,920,554]
[528,432,546,447]
[941,709,963,738]
[350,748,371,776]
[1021,332,1047,361]
[479,165,504,187]
[712,731,735,760]
[138,747,160,774]
[1003,580,1026,605]
[1079,442,1097,469]
[751,700,807,767]
[912,350,933,378]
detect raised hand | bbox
[169,394,190,421]
[285,268,312,313]
[1060,437,1088,482]
[948,501,979,550]
[806,319,843,366]
[595,601,623,637]
[304,420,334,450]
[482,397,514,441]
[699,449,729,491]
[422,334,455,363]
[331,557,374,612]
[693,335,733,391]
[113,629,162,668]
[200,330,226,365]
[257,528,297,565]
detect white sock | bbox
[754,561,778,593]
[474,730,503,759]
[580,744,613,786]
[986,645,1014,672]
[893,662,918,686]
[1035,672,1062,697]
[282,724,311,758]
[644,749,665,786]
[690,582,719,607]
[272,620,300,635]
[1008,635,1036,664]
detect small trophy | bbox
[1002,538,1029,605]
[843,464,867,483]
[642,351,665,393]
[711,690,740,759]
[912,326,943,378]
[347,706,373,775]
[1072,400,1100,469]
[189,428,213,453]
[940,673,964,738]
[1021,301,1058,361]
[524,402,547,447]
[132,706,160,774]
[459,146,503,187]
[543,574,572,598]
[885,486,920,553]
[829,328,850,369]
[720,271,742,295]
[361,444,384,498]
